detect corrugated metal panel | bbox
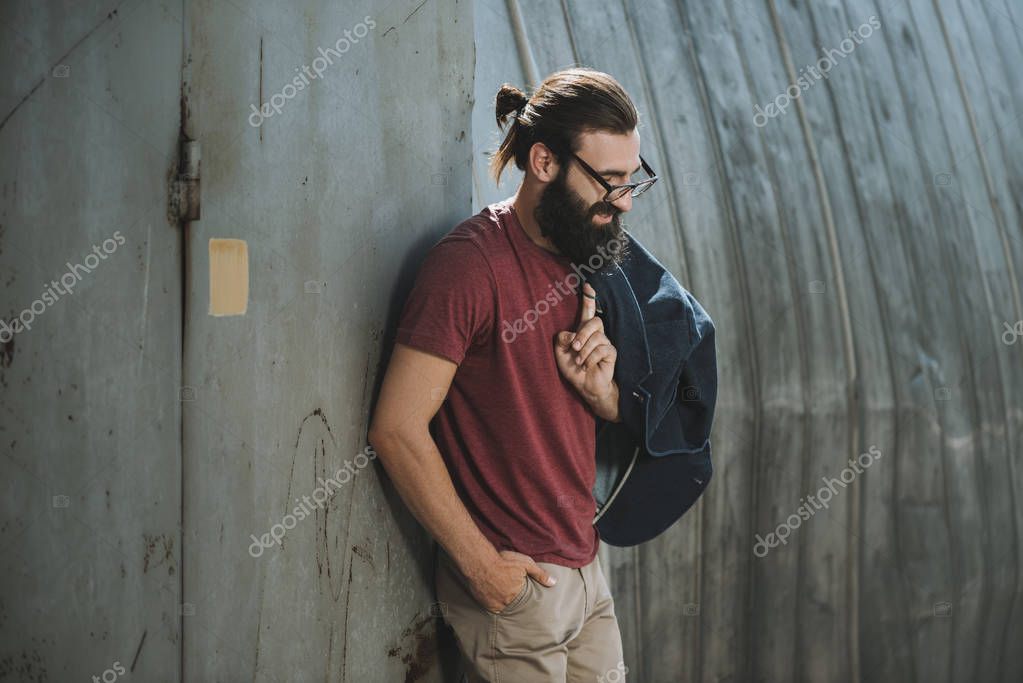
[472,0,1023,681]
[0,0,183,679]
[180,0,473,681]
[2,0,473,681]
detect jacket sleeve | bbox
[646,293,717,455]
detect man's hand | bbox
[555,282,620,421]
[463,550,556,613]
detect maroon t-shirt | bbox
[394,198,599,567]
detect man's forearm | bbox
[368,427,501,579]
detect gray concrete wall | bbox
[473,0,1023,681]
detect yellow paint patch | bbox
[209,238,249,316]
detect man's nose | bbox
[610,193,632,213]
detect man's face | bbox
[533,129,641,268]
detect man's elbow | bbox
[367,419,425,460]
[367,423,394,455]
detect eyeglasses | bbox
[569,152,659,203]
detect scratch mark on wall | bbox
[130,628,147,672]
[0,4,128,134]
[403,0,430,25]
[138,221,152,373]
[351,543,375,572]
[258,36,264,144]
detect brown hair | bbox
[489,67,639,185]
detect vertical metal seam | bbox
[504,0,539,88]
[178,0,188,679]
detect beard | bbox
[533,166,630,270]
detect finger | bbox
[556,330,576,350]
[571,317,604,351]
[524,561,557,586]
[582,343,616,370]
[575,333,611,366]
[579,282,597,324]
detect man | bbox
[368,67,656,681]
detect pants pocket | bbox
[485,575,531,615]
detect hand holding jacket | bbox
[585,231,718,546]
[554,282,620,422]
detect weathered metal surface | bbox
[180,0,473,681]
[0,0,184,680]
[472,0,1023,681]
[4,0,1021,680]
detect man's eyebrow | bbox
[598,162,643,177]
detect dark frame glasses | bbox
[569,152,659,202]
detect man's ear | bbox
[528,142,561,183]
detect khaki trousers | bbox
[434,547,627,682]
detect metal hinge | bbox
[169,139,201,222]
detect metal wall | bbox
[3,0,1022,681]
[473,0,1023,681]
[180,0,473,680]
[2,0,473,681]
[0,1,184,680]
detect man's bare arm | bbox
[368,343,498,576]
[367,343,554,610]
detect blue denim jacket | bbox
[585,231,717,546]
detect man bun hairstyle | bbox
[489,67,639,185]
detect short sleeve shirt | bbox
[394,198,599,567]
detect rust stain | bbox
[142,533,175,576]
[387,614,438,682]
